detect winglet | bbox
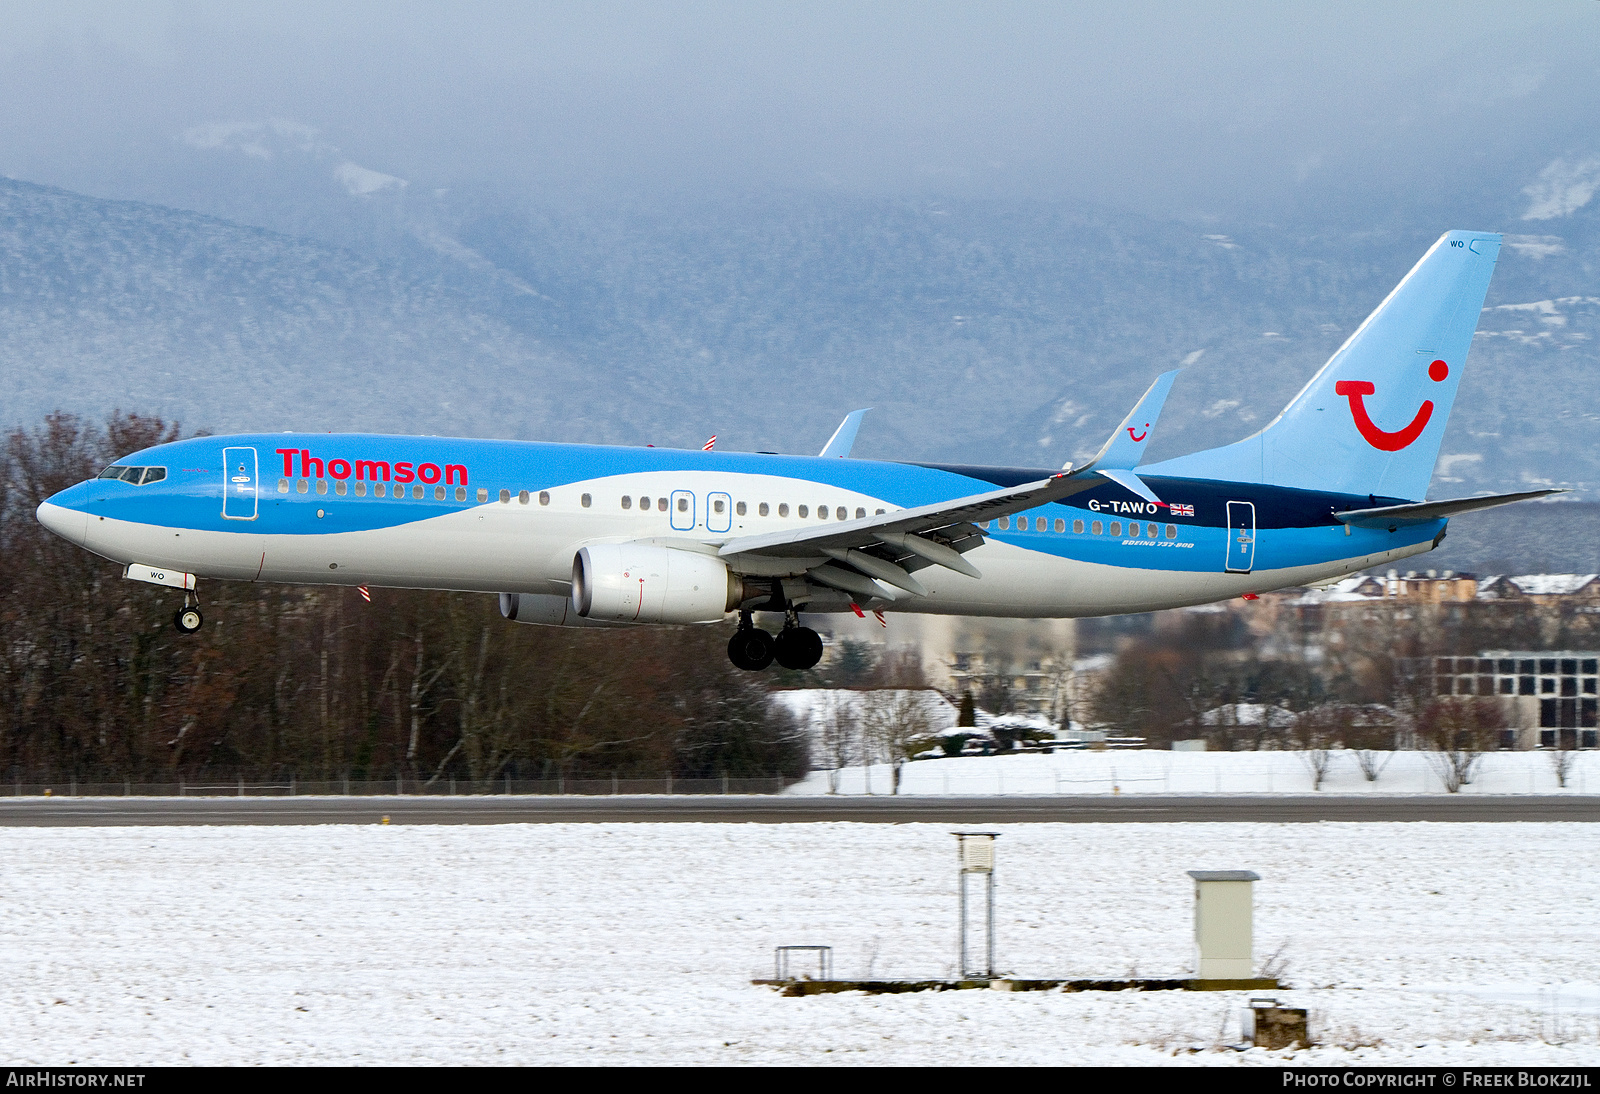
[1082,370,1180,472]
[819,409,870,458]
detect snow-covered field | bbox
[788,748,1600,796]
[4,821,1600,1065]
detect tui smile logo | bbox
[1334,360,1449,452]
[1126,424,1149,443]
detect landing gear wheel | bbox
[174,606,204,634]
[727,627,775,671]
[773,626,823,671]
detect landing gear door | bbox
[1225,500,1255,573]
[669,489,696,532]
[222,446,258,521]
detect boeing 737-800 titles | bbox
[36,231,1556,671]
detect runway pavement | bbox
[1,794,1598,826]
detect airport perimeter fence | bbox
[1,774,799,798]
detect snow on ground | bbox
[3,821,1600,1065]
[788,748,1600,796]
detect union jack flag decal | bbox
[1169,503,1194,517]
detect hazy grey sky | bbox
[1,2,1596,219]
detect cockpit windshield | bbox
[98,465,166,485]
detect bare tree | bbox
[861,689,937,795]
[1418,698,1506,793]
[1549,741,1578,789]
[1293,706,1345,791]
[817,692,857,794]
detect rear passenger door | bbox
[1224,500,1255,573]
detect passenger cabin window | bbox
[1073,520,1084,534]
[836,507,847,520]
[1110,521,1122,536]
[278,478,290,493]
[297,479,308,494]
[316,480,328,495]
[713,499,725,514]
[375,483,386,497]
[797,505,809,518]
[657,497,667,511]
[412,485,424,499]
[758,502,769,516]
[500,489,511,503]
[433,485,445,501]
[997,517,1009,530]
[1165,524,1176,539]
[580,493,592,508]
[778,503,789,517]
[539,491,550,506]
[476,488,487,503]
[1036,517,1047,532]
[855,507,865,519]
[518,490,530,504]
[457,487,469,502]
[621,496,632,509]
[676,496,688,512]
[356,482,368,497]
[1091,520,1103,535]
[335,480,348,496]
[1054,518,1065,533]
[736,502,747,516]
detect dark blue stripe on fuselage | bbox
[909,462,1401,529]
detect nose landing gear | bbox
[173,594,204,634]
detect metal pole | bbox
[959,871,969,977]
[986,871,996,978]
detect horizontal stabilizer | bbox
[819,409,870,458]
[1334,488,1564,529]
[1084,369,1180,472]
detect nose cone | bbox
[36,498,89,546]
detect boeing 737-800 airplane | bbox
[37,231,1555,671]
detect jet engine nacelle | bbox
[571,544,740,624]
[498,592,622,628]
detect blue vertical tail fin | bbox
[1145,231,1502,500]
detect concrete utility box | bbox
[1242,1000,1309,1049]
[1187,870,1260,979]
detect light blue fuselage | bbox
[37,431,1441,619]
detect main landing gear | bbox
[173,593,204,635]
[727,611,823,672]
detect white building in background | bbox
[813,613,1078,719]
[1416,651,1600,749]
